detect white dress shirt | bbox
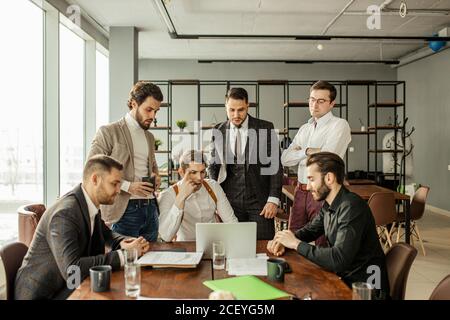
[121,112,153,199]
[158,179,238,241]
[228,116,280,206]
[281,111,351,184]
[81,185,124,266]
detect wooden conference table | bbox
[68,241,352,300]
[282,184,412,244]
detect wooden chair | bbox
[0,242,28,300]
[386,243,417,300]
[393,186,430,256]
[429,274,450,300]
[17,204,45,247]
[368,192,397,250]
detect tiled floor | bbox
[404,210,450,300]
[0,209,449,299]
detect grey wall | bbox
[137,59,397,172]
[398,48,450,211]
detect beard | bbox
[97,186,117,205]
[313,177,331,201]
[136,108,152,130]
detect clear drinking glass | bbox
[352,282,373,300]
[124,248,138,265]
[124,263,141,298]
[212,240,225,270]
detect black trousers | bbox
[232,202,275,240]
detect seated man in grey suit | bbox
[15,155,150,300]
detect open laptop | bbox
[195,222,257,259]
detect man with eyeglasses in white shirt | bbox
[281,80,351,246]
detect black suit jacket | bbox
[207,115,283,208]
[14,184,125,300]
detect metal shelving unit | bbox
[148,81,172,188]
[145,79,406,192]
[367,81,406,191]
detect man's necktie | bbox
[235,128,242,161]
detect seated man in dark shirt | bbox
[268,152,390,299]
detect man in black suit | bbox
[207,87,283,240]
[15,155,150,300]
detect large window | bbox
[59,24,85,196]
[96,49,109,129]
[0,0,44,245]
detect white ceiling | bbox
[70,0,450,61]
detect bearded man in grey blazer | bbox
[88,81,162,242]
[14,155,150,300]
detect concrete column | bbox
[109,27,138,122]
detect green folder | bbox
[203,275,290,300]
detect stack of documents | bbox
[226,253,268,276]
[137,251,203,268]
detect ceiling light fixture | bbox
[317,44,324,50]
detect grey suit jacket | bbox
[14,184,125,300]
[87,117,159,224]
[207,115,283,208]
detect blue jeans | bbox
[112,199,159,242]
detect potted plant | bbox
[176,120,187,132]
[154,139,162,150]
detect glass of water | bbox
[352,282,373,300]
[212,240,225,270]
[124,263,141,298]
[124,248,138,265]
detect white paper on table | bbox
[136,251,203,267]
[227,257,268,276]
[256,253,269,259]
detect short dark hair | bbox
[310,80,337,102]
[306,152,345,184]
[180,150,207,170]
[83,155,123,182]
[127,81,163,110]
[225,87,248,104]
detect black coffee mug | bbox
[267,258,287,282]
[90,265,112,292]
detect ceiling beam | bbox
[153,0,450,42]
[198,59,399,65]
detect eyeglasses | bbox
[308,97,330,105]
